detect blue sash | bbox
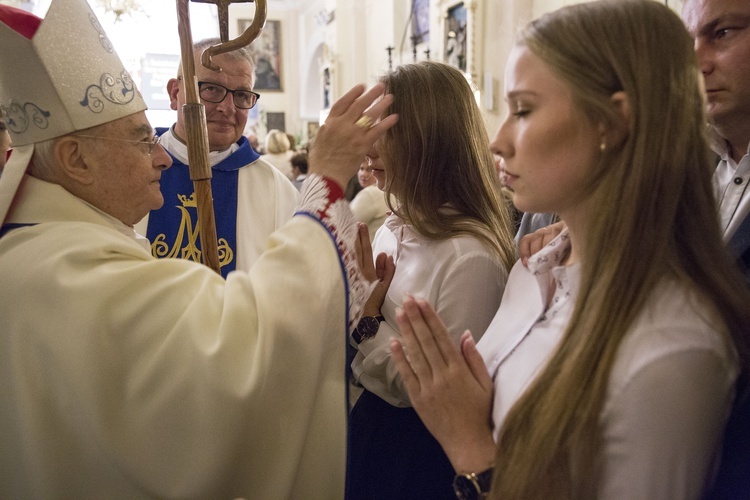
[146,128,260,279]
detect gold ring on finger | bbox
[355,115,374,130]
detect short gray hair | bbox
[177,37,255,82]
[28,137,59,180]
[29,121,109,180]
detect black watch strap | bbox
[452,467,494,500]
[351,315,385,344]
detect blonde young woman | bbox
[391,1,750,499]
[347,61,517,499]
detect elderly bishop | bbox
[0,0,395,497]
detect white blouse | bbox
[477,230,738,499]
[352,214,509,407]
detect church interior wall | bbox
[32,0,687,150]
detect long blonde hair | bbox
[378,61,516,270]
[492,1,750,498]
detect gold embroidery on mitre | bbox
[151,192,234,268]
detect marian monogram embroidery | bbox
[150,192,234,268]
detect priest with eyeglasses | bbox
[135,37,300,278]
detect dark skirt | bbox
[346,389,456,500]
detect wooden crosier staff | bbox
[175,0,267,274]
[193,0,254,44]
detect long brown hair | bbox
[378,61,516,270]
[492,1,750,498]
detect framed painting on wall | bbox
[439,0,482,86]
[266,111,286,132]
[238,18,283,91]
[444,2,467,72]
[412,0,430,44]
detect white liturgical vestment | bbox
[0,173,365,499]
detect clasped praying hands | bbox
[390,297,498,474]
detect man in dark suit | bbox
[684,0,750,281]
[684,1,750,497]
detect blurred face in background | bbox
[357,159,377,188]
